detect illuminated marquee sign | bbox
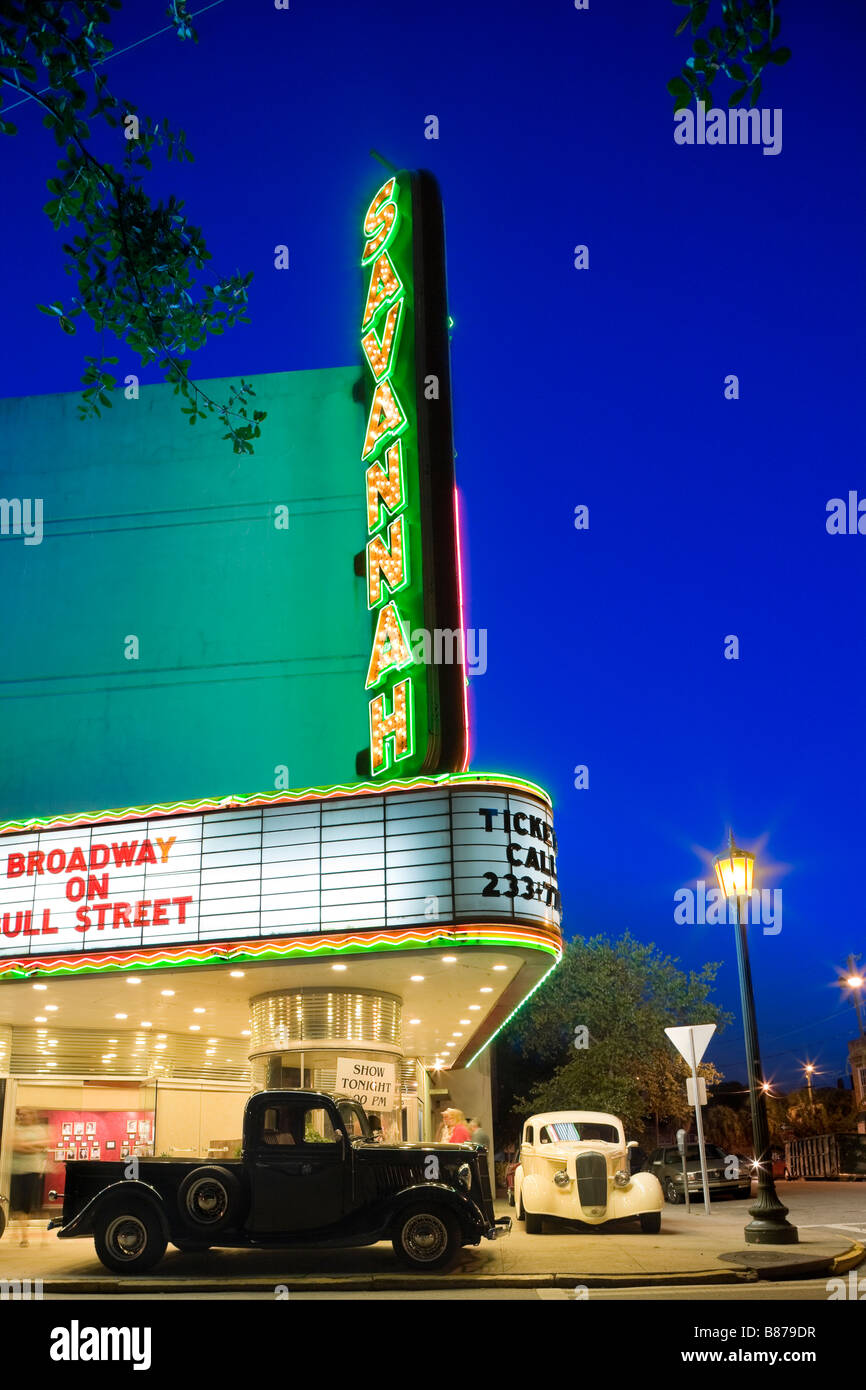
[0,782,560,964]
[358,171,466,780]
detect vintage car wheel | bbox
[664,1178,683,1205]
[524,1208,543,1235]
[177,1166,242,1235]
[392,1205,460,1271]
[95,1203,167,1274]
[640,1211,661,1233]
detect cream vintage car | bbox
[513,1111,663,1233]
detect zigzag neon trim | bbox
[0,922,562,981]
[0,771,552,837]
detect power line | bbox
[3,0,229,114]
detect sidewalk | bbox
[0,1204,862,1292]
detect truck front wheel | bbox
[392,1205,460,1271]
[95,1203,167,1274]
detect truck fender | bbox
[56,1180,169,1241]
[387,1181,484,1237]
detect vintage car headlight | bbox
[613,1169,630,1187]
[456,1163,472,1191]
[553,1169,571,1188]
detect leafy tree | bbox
[0,0,265,452]
[497,933,732,1141]
[703,1100,752,1153]
[668,1,792,112]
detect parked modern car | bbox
[49,1090,509,1273]
[513,1111,664,1233]
[644,1143,752,1202]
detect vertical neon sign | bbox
[358,170,468,779]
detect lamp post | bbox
[804,1064,815,1116]
[713,831,798,1244]
[843,956,865,1037]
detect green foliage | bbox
[668,1,791,110]
[499,933,732,1139]
[0,0,265,453]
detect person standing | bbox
[467,1117,491,1149]
[11,1109,48,1247]
[444,1108,471,1143]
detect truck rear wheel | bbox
[95,1203,167,1274]
[177,1166,242,1235]
[392,1205,460,1271]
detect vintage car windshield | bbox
[541,1122,620,1145]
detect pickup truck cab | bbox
[49,1090,508,1273]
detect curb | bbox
[30,1242,864,1294]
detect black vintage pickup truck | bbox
[49,1090,509,1273]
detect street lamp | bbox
[713,830,798,1245]
[842,956,865,1037]
[804,1064,816,1114]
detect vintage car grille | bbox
[373,1162,426,1196]
[576,1151,608,1208]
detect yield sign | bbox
[665,1024,716,1068]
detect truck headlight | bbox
[614,1169,630,1187]
[456,1163,472,1191]
[553,1169,571,1188]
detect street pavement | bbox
[1,1182,862,1293]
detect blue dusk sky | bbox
[1,0,864,1090]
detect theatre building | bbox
[0,171,562,1207]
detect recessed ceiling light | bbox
[45,1005,58,1012]
[32,984,47,991]
[409,1018,421,1025]
[332,963,347,971]
[34,1016,47,1022]
[46,1061,57,1067]
[453,1032,463,1037]
[229,970,245,978]
[161,990,175,997]
[189,1025,200,1032]
[207,1037,217,1043]
[140,1021,152,1028]
[442,956,457,963]
[459,1019,470,1024]
[468,1005,480,1011]
[127,977,141,984]
[206,1049,215,1056]
[154,1043,167,1050]
[480,987,492,993]
[193,1007,205,1014]
[493,964,507,971]
[241,1030,251,1037]
[48,1040,57,1047]
[114,1013,127,1020]
[410,975,424,982]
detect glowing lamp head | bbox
[713,832,755,899]
[846,974,864,989]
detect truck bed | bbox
[61,1159,245,1227]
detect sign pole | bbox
[677,1128,691,1214]
[688,1027,712,1215]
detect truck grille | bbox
[576,1152,607,1209]
[374,1163,425,1196]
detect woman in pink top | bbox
[444,1107,471,1142]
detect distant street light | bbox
[713,831,798,1245]
[841,955,865,1037]
[804,1063,816,1114]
